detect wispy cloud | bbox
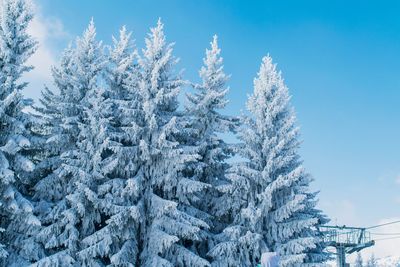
[24,1,70,100]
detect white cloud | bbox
[24,1,70,100]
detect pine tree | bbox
[69,75,113,267]
[32,46,80,267]
[33,45,76,214]
[0,0,42,265]
[137,19,210,266]
[355,253,364,267]
[209,56,328,266]
[184,35,237,258]
[366,254,377,267]
[33,20,105,266]
[76,26,144,266]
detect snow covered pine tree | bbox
[185,35,237,259]
[137,20,210,266]
[76,26,144,266]
[0,0,43,265]
[32,46,77,266]
[355,253,364,267]
[366,254,377,267]
[209,56,328,266]
[32,20,105,266]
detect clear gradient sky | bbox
[24,0,400,260]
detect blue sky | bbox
[25,0,400,259]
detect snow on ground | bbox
[326,256,400,266]
[376,256,400,267]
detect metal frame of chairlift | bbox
[319,225,375,267]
